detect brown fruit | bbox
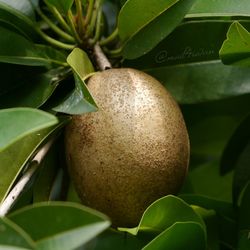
[65,68,189,227]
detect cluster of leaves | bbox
[0,0,250,249]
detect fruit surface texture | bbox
[65,68,189,227]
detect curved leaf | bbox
[0,0,38,20]
[119,195,204,236]
[118,0,196,59]
[8,202,111,250]
[0,26,65,66]
[147,61,250,104]
[0,117,68,203]
[53,48,97,115]
[142,222,206,250]
[53,73,98,114]
[0,67,67,109]
[124,20,250,103]
[0,108,58,151]
[66,48,94,80]
[0,2,37,39]
[0,217,34,249]
[220,22,250,67]
[187,0,250,18]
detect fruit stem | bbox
[93,43,112,71]
[0,140,54,216]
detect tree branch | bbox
[93,43,112,71]
[0,140,54,217]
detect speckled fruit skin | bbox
[65,68,189,227]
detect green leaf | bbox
[8,202,111,250]
[187,0,250,18]
[46,0,74,14]
[118,0,196,59]
[148,61,250,104]
[123,20,250,103]
[0,0,38,20]
[53,48,97,115]
[0,117,68,203]
[119,195,205,236]
[220,22,250,67]
[66,48,94,80]
[53,73,98,115]
[142,222,206,250]
[0,67,66,109]
[0,217,35,249]
[0,26,65,66]
[0,1,37,39]
[0,108,58,151]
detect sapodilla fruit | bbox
[65,68,189,227]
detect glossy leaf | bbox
[0,217,34,249]
[0,26,65,66]
[53,73,98,114]
[124,20,228,68]
[118,0,196,59]
[123,20,250,103]
[0,0,38,20]
[0,108,57,151]
[119,195,204,235]
[67,48,94,80]
[0,117,68,203]
[220,22,250,67]
[220,113,250,175]
[148,61,250,104]
[46,0,74,14]
[8,202,111,250]
[0,67,66,109]
[187,0,250,18]
[142,222,206,250]
[0,1,37,39]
